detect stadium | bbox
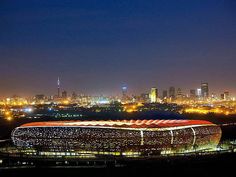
[11,120,222,156]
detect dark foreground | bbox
[1,113,236,177]
[1,166,234,177]
[1,152,236,177]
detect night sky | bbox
[0,0,236,97]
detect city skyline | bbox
[0,0,236,96]
[1,1,236,175]
[0,77,233,99]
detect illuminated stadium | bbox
[11,120,222,156]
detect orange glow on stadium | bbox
[12,119,222,156]
[21,119,214,129]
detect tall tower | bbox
[122,86,128,98]
[57,77,60,98]
[196,88,202,97]
[169,86,176,99]
[150,87,158,103]
[201,82,209,98]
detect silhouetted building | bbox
[35,94,45,100]
[162,90,168,99]
[190,89,196,98]
[35,94,45,103]
[72,92,77,100]
[140,93,149,103]
[221,91,230,101]
[57,77,61,98]
[201,83,209,98]
[220,93,225,100]
[169,87,175,99]
[122,86,128,101]
[62,91,67,99]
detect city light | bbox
[1,1,236,172]
[184,107,235,115]
[24,108,33,113]
[6,116,12,121]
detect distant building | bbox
[72,92,77,100]
[201,83,209,98]
[220,93,225,100]
[35,94,45,103]
[190,89,196,98]
[162,90,168,99]
[169,87,175,99]
[35,94,45,101]
[176,88,182,99]
[224,91,230,100]
[122,86,128,101]
[57,77,61,98]
[150,87,158,103]
[211,93,216,99]
[62,91,67,99]
[140,93,150,103]
[222,91,230,101]
[196,88,202,97]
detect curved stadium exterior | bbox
[12,120,222,155]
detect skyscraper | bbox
[196,88,202,97]
[162,90,168,99]
[220,93,225,100]
[190,89,196,98]
[169,87,175,99]
[201,83,209,98]
[62,90,67,99]
[224,91,230,101]
[122,85,128,101]
[150,87,158,103]
[122,86,127,96]
[57,77,60,98]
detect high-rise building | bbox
[72,92,77,100]
[201,83,209,98]
[122,86,128,99]
[62,90,67,99]
[176,88,182,98]
[224,91,230,101]
[140,93,149,103]
[190,89,196,98]
[122,86,127,96]
[169,87,175,99]
[220,93,225,100]
[162,90,168,99]
[57,77,60,98]
[150,87,158,103]
[196,88,202,97]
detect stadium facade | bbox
[11,120,222,156]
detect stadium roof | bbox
[20,120,214,129]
